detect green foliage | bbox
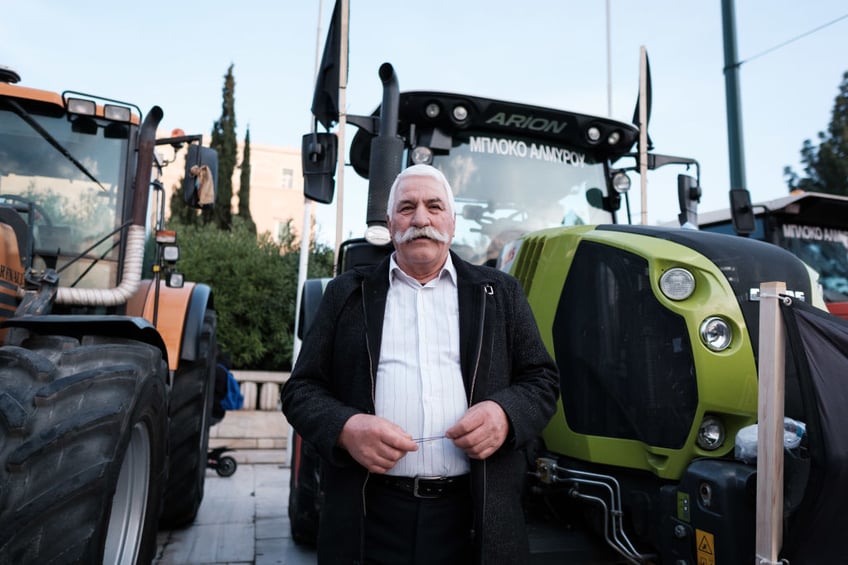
[210,64,237,230]
[167,217,334,370]
[238,128,256,234]
[785,71,848,196]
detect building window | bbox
[282,168,294,189]
[275,220,294,244]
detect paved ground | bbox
[154,452,317,565]
[153,448,620,564]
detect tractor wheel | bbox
[288,431,321,545]
[0,335,168,564]
[159,309,217,528]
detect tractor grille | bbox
[552,241,698,449]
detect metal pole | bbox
[292,0,325,364]
[333,0,350,271]
[721,0,748,195]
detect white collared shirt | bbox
[375,253,470,477]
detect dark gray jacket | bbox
[281,252,559,564]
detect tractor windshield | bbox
[777,223,848,301]
[430,131,613,264]
[0,103,129,288]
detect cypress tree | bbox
[209,64,237,229]
[238,127,256,234]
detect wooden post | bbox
[638,46,648,226]
[755,281,786,564]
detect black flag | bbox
[779,299,848,564]
[312,0,347,130]
[631,50,654,151]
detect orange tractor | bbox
[0,66,219,563]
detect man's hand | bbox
[446,400,509,460]
[338,414,418,473]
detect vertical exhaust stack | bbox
[364,63,403,246]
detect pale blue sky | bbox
[4,1,847,243]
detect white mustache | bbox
[394,226,451,244]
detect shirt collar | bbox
[389,252,457,288]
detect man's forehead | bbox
[396,176,449,201]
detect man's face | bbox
[387,174,456,277]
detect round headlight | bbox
[411,146,433,165]
[612,172,631,194]
[607,130,621,145]
[659,267,695,300]
[425,102,441,119]
[364,225,391,246]
[586,126,601,143]
[700,316,732,351]
[452,105,468,122]
[697,415,726,450]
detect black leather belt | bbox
[370,474,470,499]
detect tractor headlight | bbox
[697,415,726,450]
[425,102,441,119]
[451,105,469,123]
[411,146,433,165]
[611,172,631,194]
[104,104,132,122]
[67,98,96,116]
[167,271,184,288]
[700,316,732,351]
[162,244,180,263]
[365,224,391,246]
[659,267,695,300]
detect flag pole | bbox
[333,0,349,271]
[292,0,326,364]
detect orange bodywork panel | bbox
[0,224,25,341]
[0,83,63,107]
[127,280,196,371]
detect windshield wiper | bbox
[1,97,107,190]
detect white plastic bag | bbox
[734,417,806,463]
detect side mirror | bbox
[677,174,701,228]
[183,145,218,209]
[302,132,338,204]
[729,188,756,235]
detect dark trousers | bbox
[363,480,473,564]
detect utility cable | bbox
[739,13,848,66]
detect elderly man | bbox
[281,164,559,564]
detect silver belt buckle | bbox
[413,476,443,499]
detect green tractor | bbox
[290,62,847,563]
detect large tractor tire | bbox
[159,309,217,528]
[0,335,168,564]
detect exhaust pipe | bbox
[365,63,404,233]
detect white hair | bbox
[386,164,455,217]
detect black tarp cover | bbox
[780,299,848,564]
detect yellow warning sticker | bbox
[696,529,715,565]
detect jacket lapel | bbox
[453,252,491,398]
